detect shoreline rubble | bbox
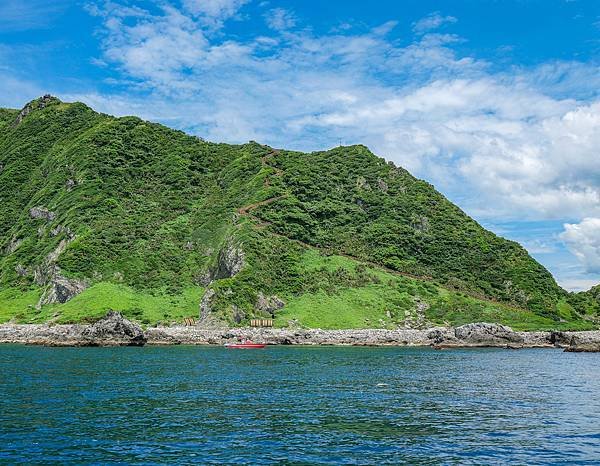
[0,313,598,351]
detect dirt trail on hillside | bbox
[236,147,285,218]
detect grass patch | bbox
[0,283,204,325]
[0,288,40,323]
[276,284,414,329]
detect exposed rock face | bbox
[1,322,598,348]
[356,176,371,190]
[4,237,22,254]
[29,206,56,222]
[215,242,245,279]
[197,271,212,286]
[15,264,28,277]
[454,322,524,345]
[564,331,600,352]
[502,280,529,307]
[549,331,571,346]
[427,328,448,345]
[14,95,59,126]
[50,225,74,238]
[65,179,76,191]
[142,325,549,347]
[410,215,430,233]
[403,301,430,329]
[199,288,216,321]
[33,234,87,308]
[38,274,87,307]
[231,305,245,324]
[199,241,245,285]
[377,178,388,193]
[81,311,146,346]
[255,292,285,315]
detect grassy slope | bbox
[0,97,597,330]
[2,249,590,330]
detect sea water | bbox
[1,345,599,464]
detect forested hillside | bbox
[0,96,596,330]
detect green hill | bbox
[0,96,596,330]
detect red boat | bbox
[224,341,266,349]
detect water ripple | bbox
[1,346,599,464]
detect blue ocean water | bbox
[1,345,599,464]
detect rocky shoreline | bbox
[0,312,599,351]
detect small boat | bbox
[224,341,266,349]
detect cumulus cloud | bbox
[560,218,600,273]
[412,12,457,34]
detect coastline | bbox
[1,318,599,351]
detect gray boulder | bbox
[454,322,524,345]
[564,331,600,352]
[29,206,56,222]
[81,311,146,346]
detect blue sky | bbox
[1,0,600,291]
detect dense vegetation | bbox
[0,96,597,329]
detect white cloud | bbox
[264,8,296,31]
[558,278,599,292]
[412,12,457,34]
[560,218,600,273]
[182,0,249,22]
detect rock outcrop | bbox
[29,206,56,222]
[199,288,216,321]
[50,225,74,238]
[32,232,87,308]
[377,178,388,193]
[453,322,524,345]
[214,242,245,279]
[4,237,22,255]
[255,292,285,315]
[564,331,600,352]
[198,241,245,285]
[0,312,146,346]
[13,95,59,126]
[38,273,87,307]
[81,311,146,346]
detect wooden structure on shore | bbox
[250,318,273,327]
[183,317,196,326]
